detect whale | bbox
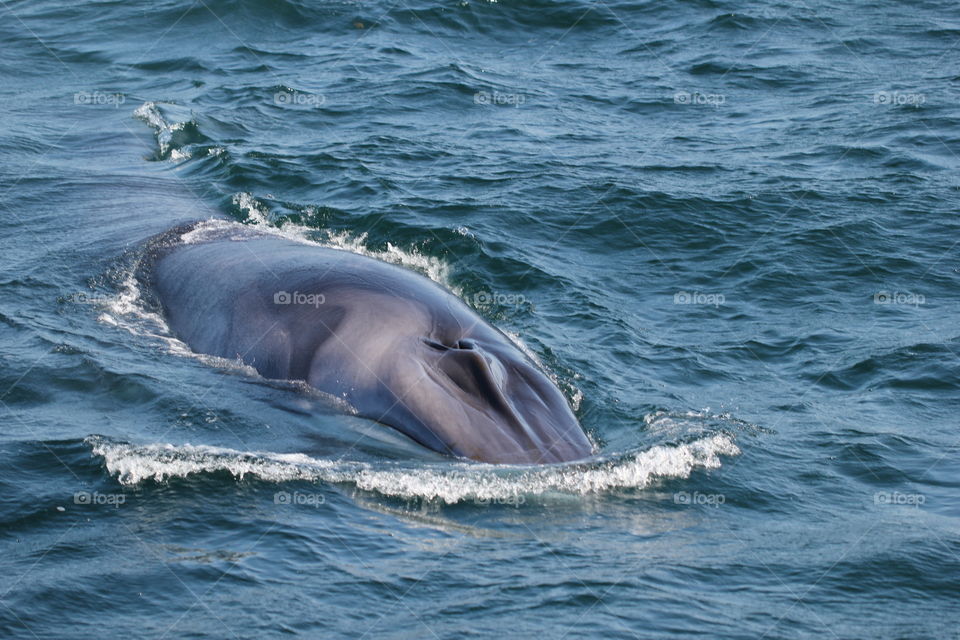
[139,221,593,464]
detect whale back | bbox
[144,222,593,464]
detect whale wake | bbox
[87,432,740,504]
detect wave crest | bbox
[227,194,454,289]
[133,101,212,161]
[87,433,739,504]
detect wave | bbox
[133,101,218,162]
[808,341,960,393]
[203,198,456,290]
[128,101,457,288]
[87,433,740,503]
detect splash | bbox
[87,434,739,504]
[96,267,194,357]
[228,194,454,289]
[133,101,194,161]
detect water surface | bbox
[1,0,958,637]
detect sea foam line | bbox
[87,434,740,504]
[228,193,454,290]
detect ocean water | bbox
[1,0,959,637]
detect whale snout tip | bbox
[413,338,594,465]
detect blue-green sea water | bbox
[2,0,959,637]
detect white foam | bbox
[133,101,193,161]
[227,194,454,289]
[87,433,739,504]
[231,191,270,225]
[133,101,166,130]
[93,261,261,374]
[97,269,182,350]
[502,330,543,366]
[643,408,756,436]
[179,217,239,244]
[132,99,450,288]
[100,197,452,349]
[569,387,584,412]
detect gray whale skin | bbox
[142,222,593,465]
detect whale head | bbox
[377,328,593,465]
[147,222,593,466]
